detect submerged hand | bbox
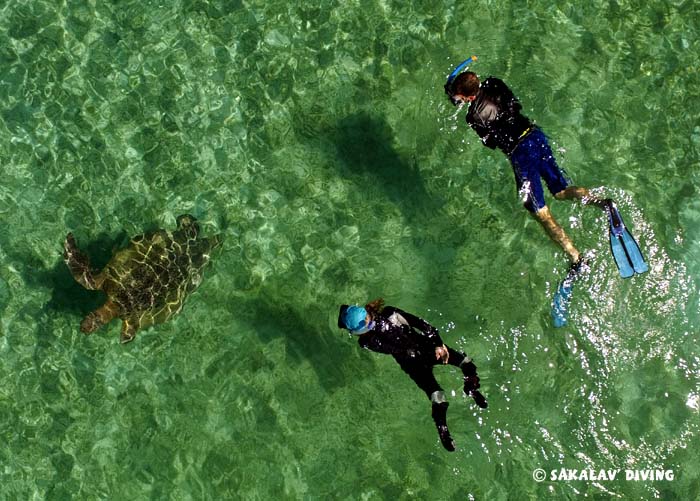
[435,345,449,364]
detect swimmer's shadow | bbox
[332,112,443,225]
[239,296,374,393]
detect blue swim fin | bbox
[551,259,587,328]
[620,226,649,275]
[608,205,648,278]
[551,280,574,327]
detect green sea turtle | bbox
[63,214,221,343]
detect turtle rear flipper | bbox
[208,234,223,251]
[120,317,139,344]
[64,233,104,290]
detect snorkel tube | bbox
[444,55,477,103]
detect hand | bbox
[435,345,449,364]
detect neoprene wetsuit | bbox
[358,306,442,361]
[466,77,570,212]
[356,305,486,451]
[356,306,486,450]
[358,306,475,398]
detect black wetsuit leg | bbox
[446,347,466,368]
[397,348,479,398]
[397,358,442,400]
[396,358,455,451]
[445,346,487,408]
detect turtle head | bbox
[176,214,200,239]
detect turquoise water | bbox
[1,0,699,499]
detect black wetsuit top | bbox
[357,306,444,364]
[466,77,533,155]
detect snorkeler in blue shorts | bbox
[445,65,610,267]
[444,57,648,326]
[445,56,612,266]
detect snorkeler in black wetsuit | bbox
[338,299,487,452]
[445,69,613,268]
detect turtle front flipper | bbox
[120,317,139,344]
[64,233,104,290]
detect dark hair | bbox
[364,298,385,317]
[448,71,480,98]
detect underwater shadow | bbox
[7,232,128,407]
[332,112,472,312]
[44,231,126,317]
[332,112,444,228]
[32,232,125,357]
[234,293,375,393]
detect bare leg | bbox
[554,187,612,211]
[81,299,120,334]
[533,206,581,264]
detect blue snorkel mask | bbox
[444,55,477,105]
[349,319,375,335]
[338,305,376,335]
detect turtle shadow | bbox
[19,233,130,407]
[45,231,129,316]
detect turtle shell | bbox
[100,214,220,330]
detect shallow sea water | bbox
[1,0,699,499]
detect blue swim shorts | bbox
[509,128,570,213]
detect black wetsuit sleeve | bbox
[356,320,407,355]
[467,90,499,149]
[357,307,444,357]
[469,120,498,149]
[357,333,374,351]
[357,322,395,354]
[390,307,444,348]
